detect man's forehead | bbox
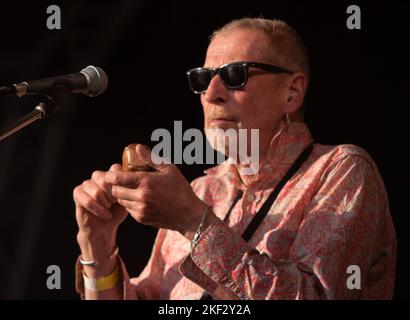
[204,29,274,67]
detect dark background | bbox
[0,0,408,299]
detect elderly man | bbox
[73,18,396,299]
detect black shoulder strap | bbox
[200,143,314,300]
[223,189,244,222]
[241,143,314,242]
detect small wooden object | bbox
[122,143,152,172]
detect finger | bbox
[135,144,171,171]
[127,209,154,226]
[128,210,146,225]
[117,199,146,215]
[112,185,143,202]
[109,163,123,172]
[82,179,112,209]
[105,171,143,187]
[74,186,112,220]
[91,170,117,204]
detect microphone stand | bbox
[0,96,61,142]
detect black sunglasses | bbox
[186,61,293,94]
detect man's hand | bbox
[73,164,128,277]
[105,144,216,240]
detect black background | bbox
[0,0,408,299]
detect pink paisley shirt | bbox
[76,121,396,299]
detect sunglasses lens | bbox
[220,64,246,88]
[188,69,212,93]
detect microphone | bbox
[0,66,108,97]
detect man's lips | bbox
[209,118,236,125]
[209,116,236,122]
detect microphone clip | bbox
[0,95,62,142]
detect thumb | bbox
[135,144,171,172]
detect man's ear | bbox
[283,73,307,114]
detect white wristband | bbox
[83,266,119,292]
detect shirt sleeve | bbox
[75,228,168,300]
[179,154,396,299]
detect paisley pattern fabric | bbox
[76,121,396,299]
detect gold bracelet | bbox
[83,265,119,292]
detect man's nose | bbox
[203,74,229,104]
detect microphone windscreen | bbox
[80,66,108,97]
